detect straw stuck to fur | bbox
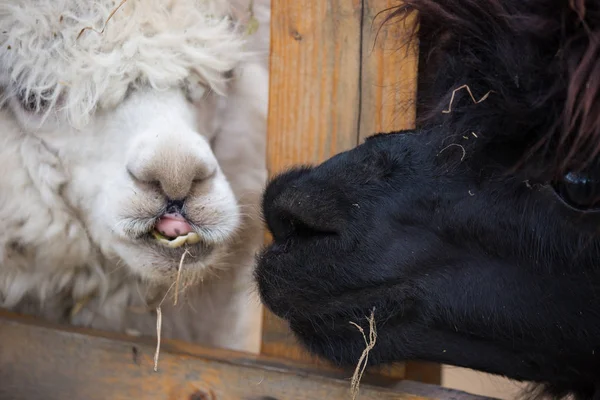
[153,249,190,372]
[438,143,467,161]
[442,84,494,114]
[77,0,129,39]
[349,308,377,400]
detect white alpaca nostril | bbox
[126,167,159,187]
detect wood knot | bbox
[289,29,302,41]
[131,346,140,365]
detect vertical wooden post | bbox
[262,0,441,385]
[261,0,363,371]
[266,0,362,169]
[359,0,418,138]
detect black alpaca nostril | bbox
[165,199,185,214]
[266,198,341,241]
[278,213,336,239]
[263,167,344,241]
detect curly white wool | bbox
[0,0,251,128]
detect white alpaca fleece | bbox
[0,0,252,128]
[0,0,269,353]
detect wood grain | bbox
[0,311,486,400]
[262,0,433,384]
[359,0,419,140]
[262,0,363,369]
[266,0,363,172]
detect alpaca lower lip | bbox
[151,229,201,248]
[147,240,212,265]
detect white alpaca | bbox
[0,0,270,353]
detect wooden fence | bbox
[0,1,494,399]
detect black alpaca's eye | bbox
[552,171,600,211]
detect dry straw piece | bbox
[442,84,494,114]
[77,0,129,39]
[438,143,467,161]
[173,249,190,306]
[154,249,189,372]
[349,308,377,400]
[245,0,260,35]
[153,306,162,372]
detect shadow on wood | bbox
[0,311,490,400]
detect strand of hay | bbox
[70,293,95,318]
[154,249,189,372]
[442,84,494,114]
[438,143,467,161]
[173,249,190,306]
[246,0,260,35]
[349,308,377,400]
[153,306,162,372]
[77,0,129,39]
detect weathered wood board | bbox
[0,311,487,400]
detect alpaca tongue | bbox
[155,213,193,238]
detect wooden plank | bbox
[261,0,364,370]
[0,311,489,400]
[266,0,363,171]
[359,0,419,139]
[262,0,426,384]
[404,361,443,386]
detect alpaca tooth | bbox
[152,230,201,248]
[166,235,188,248]
[185,232,201,245]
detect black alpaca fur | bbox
[255,0,600,398]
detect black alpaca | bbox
[255,0,600,398]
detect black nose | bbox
[262,167,345,241]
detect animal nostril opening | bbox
[193,167,217,183]
[165,199,185,214]
[275,211,337,240]
[263,168,340,240]
[127,167,164,193]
